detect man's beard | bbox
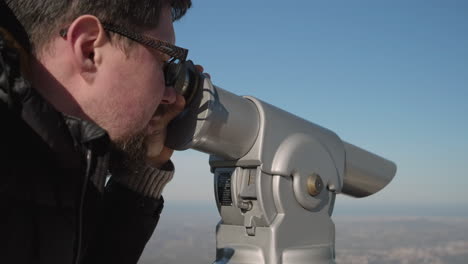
[109,129,148,174]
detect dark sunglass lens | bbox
[164,62,180,86]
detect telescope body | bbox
[167,78,396,198]
[167,77,397,263]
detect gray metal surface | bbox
[209,96,345,263]
[341,142,397,197]
[166,77,260,160]
[212,168,336,264]
[164,77,397,263]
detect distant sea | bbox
[140,200,468,264]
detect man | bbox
[0,0,195,263]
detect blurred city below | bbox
[139,202,468,264]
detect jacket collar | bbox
[0,1,31,76]
[63,114,109,145]
[0,1,30,52]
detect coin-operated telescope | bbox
[167,61,397,264]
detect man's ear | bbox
[65,15,107,81]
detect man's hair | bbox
[5,0,192,53]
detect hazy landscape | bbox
[139,203,468,264]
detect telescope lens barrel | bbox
[342,142,397,197]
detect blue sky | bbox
[163,0,468,216]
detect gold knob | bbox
[307,173,323,196]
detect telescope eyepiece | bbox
[165,60,202,106]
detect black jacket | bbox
[1,3,164,264]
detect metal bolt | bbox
[307,173,323,196]
[238,200,253,211]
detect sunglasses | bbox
[59,22,189,89]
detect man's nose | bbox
[161,85,177,104]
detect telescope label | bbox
[217,171,233,206]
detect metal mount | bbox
[209,97,346,264]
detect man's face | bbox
[84,6,177,144]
